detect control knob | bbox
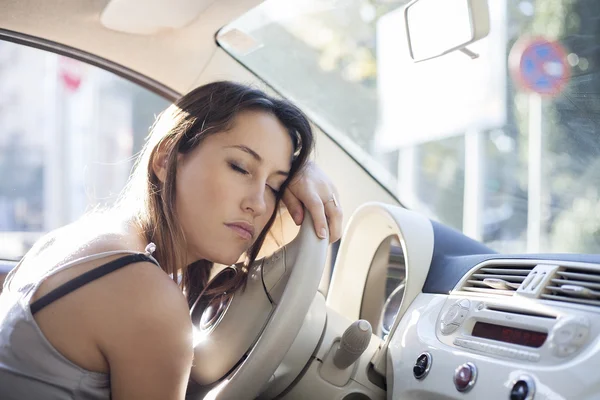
[440,299,470,335]
[453,362,477,392]
[510,375,536,400]
[548,316,590,357]
[413,352,432,380]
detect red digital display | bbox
[472,322,547,348]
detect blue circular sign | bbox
[510,38,570,96]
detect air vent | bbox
[542,265,600,307]
[461,262,535,296]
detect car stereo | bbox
[471,321,547,348]
[437,297,593,363]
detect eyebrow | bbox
[226,145,289,177]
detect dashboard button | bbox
[454,362,477,392]
[556,345,578,357]
[488,344,499,354]
[441,322,459,335]
[573,325,589,345]
[510,381,529,400]
[459,299,471,309]
[444,305,460,323]
[413,352,432,380]
[516,350,529,360]
[554,325,576,345]
[465,340,479,350]
[510,375,535,400]
[440,302,471,335]
[453,339,540,362]
[550,316,590,357]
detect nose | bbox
[241,182,268,217]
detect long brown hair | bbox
[117,81,314,306]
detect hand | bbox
[282,161,342,243]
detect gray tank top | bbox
[0,245,158,399]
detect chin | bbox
[208,251,245,267]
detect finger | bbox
[281,188,304,225]
[304,193,328,239]
[324,200,343,243]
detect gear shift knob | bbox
[333,319,372,369]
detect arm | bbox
[96,263,193,400]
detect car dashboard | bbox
[383,246,600,399]
[327,202,600,400]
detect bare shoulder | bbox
[19,213,193,393]
[93,260,193,399]
[21,213,150,295]
[23,213,147,271]
[92,258,191,346]
[28,212,192,344]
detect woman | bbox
[0,81,342,399]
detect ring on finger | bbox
[325,193,338,208]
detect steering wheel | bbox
[188,211,328,400]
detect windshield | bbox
[219,0,600,254]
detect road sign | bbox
[509,37,570,96]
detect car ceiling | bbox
[0,0,263,94]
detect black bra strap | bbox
[30,253,158,316]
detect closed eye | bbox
[230,161,282,196]
[267,185,281,196]
[229,162,249,175]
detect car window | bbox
[0,41,171,260]
[219,0,600,254]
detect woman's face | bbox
[174,110,293,266]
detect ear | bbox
[151,144,170,183]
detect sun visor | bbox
[100,0,216,35]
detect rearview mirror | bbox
[404,0,490,62]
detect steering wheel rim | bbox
[192,211,329,400]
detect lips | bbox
[225,222,255,241]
